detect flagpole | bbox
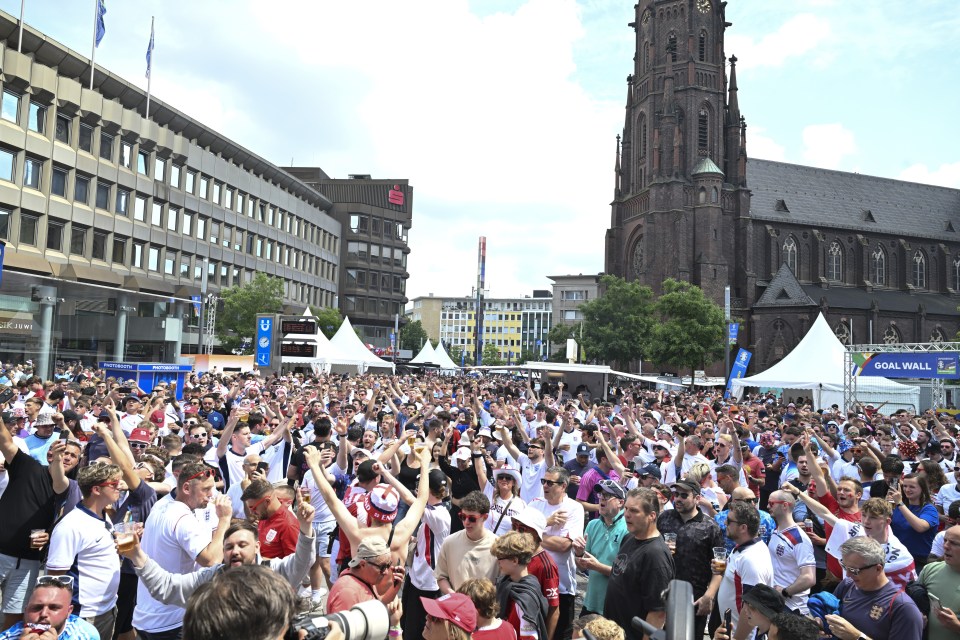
[17,0,25,52]
[89,0,99,90]
[145,16,154,119]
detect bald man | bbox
[715,486,777,553]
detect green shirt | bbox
[919,560,960,640]
[582,511,628,613]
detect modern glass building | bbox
[0,12,340,378]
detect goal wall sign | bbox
[852,352,960,379]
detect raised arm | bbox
[597,431,626,478]
[216,409,239,459]
[782,483,837,526]
[0,414,19,464]
[393,447,433,542]
[305,447,361,547]
[499,423,522,461]
[93,421,140,491]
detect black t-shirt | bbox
[288,441,325,482]
[0,450,68,560]
[397,459,422,494]
[604,535,675,640]
[438,457,483,499]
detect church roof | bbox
[748,160,960,240]
[692,157,724,177]
[755,264,817,307]
[801,285,960,316]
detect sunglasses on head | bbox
[37,575,74,588]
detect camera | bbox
[286,600,389,640]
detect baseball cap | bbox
[123,395,141,406]
[363,484,400,523]
[671,479,701,496]
[450,445,471,463]
[420,593,477,634]
[149,410,166,426]
[350,447,374,459]
[129,428,152,444]
[428,469,448,493]
[741,584,786,620]
[347,536,390,568]
[576,443,590,457]
[598,479,626,500]
[60,409,80,423]
[638,463,661,480]
[511,507,547,540]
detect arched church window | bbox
[711,187,719,203]
[883,325,901,344]
[698,109,708,150]
[639,115,647,159]
[632,238,644,278]
[783,237,798,275]
[834,322,850,345]
[912,251,926,289]
[698,187,706,204]
[667,33,677,63]
[699,31,708,62]
[827,241,843,282]
[953,256,960,290]
[871,246,886,286]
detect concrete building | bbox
[0,12,340,377]
[406,291,552,365]
[547,274,601,354]
[284,169,412,348]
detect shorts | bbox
[312,520,337,559]
[0,554,41,614]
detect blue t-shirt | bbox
[0,615,99,640]
[24,434,56,465]
[891,502,939,558]
[200,410,225,431]
[715,508,777,553]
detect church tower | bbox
[604,0,749,304]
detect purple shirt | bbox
[576,466,620,516]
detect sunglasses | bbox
[247,493,273,513]
[540,478,563,487]
[671,491,691,499]
[96,480,121,489]
[458,512,483,523]
[767,500,792,507]
[365,560,391,574]
[129,442,149,449]
[183,468,214,483]
[735,497,758,504]
[527,444,543,450]
[512,523,535,534]
[37,575,74,587]
[840,561,879,576]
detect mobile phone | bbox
[256,461,269,474]
[628,461,636,472]
[890,477,899,490]
[59,428,71,441]
[723,608,732,630]
[0,388,14,405]
[117,387,131,395]
[929,593,942,612]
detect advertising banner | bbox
[255,315,273,368]
[725,348,752,398]
[852,352,959,379]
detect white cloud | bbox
[801,124,856,169]
[898,163,960,189]
[726,13,831,70]
[745,126,786,162]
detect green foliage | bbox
[399,320,430,352]
[448,345,464,365]
[519,347,540,364]
[216,273,284,354]
[309,306,344,338]
[579,275,655,368]
[547,322,577,345]
[647,279,726,377]
[482,342,504,366]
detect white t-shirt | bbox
[824,520,917,588]
[133,496,214,632]
[529,496,584,596]
[768,525,816,613]
[205,442,269,489]
[555,429,582,464]
[718,539,774,634]
[516,453,547,503]
[935,483,960,509]
[47,505,121,617]
[409,503,451,591]
[483,484,527,536]
[300,467,338,525]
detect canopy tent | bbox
[731,313,920,411]
[280,308,363,371]
[408,341,436,365]
[432,342,460,370]
[329,317,395,372]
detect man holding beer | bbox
[46,465,123,640]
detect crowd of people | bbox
[0,363,958,640]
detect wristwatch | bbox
[781,588,790,599]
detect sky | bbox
[7,0,958,302]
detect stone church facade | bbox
[604,0,960,372]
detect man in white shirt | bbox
[766,490,816,614]
[46,464,123,640]
[498,425,555,503]
[205,413,288,491]
[529,466,584,640]
[717,501,774,640]
[117,397,144,433]
[133,462,232,640]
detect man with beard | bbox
[0,577,99,640]
[120,502,315,607]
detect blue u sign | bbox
[255,316,273,367]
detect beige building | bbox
[0,11,340,376]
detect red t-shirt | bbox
[818,491,861,578]
[474,619,517,640]
[258,506,299,559]
[327,569,378,614]
[742,456,765,496]
[527,549,560,607]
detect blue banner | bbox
[0,241,5,286]
[728,322,739,345]
[853,352,959,379]
[255,316,273,367]
[725,348,752,398]
[190,295,201,317]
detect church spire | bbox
[726,55,740,125]
[614,134,622,197]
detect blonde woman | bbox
[484,465,526,536]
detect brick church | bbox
[604,0,960,372]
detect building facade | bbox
[548,274,600,354]
[284,169,412,348]
[604,0,960,372]
[406,291,552,365]
[0,12,340,377]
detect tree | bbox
[647,278,726,382]
[399,320,429,352]
[309,306,343,338]
[216,273,284,355]
[579,275,655,369]
[518,347,540,364]
[547,322,577,345]
[482,343,504,366]
[448,345,464,366]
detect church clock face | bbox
[632,243,644,276]
[697,0,711,13]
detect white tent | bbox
[432,342,460,371]
[409,341,436,365]
[731,313,920,411]
[329,317,395,372]
[280,308,363,371]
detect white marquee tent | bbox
[280,308,362,372]
[409,341,436,365]
[432,342,459,370]
[329,317,395,372]
[731,313,920,411]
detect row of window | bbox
[344,269,406,295]
[341,296,403,318]
[1,90,335,252]
[782,238,955,291]
[345,242,407,268]
[348,214,409,242]
[440,302,550,311]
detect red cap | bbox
[149,410,165,426]
[420,593,477,633]
[129,428,152,444]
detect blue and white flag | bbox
[145,21,154,78]
[95,0,107,47]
